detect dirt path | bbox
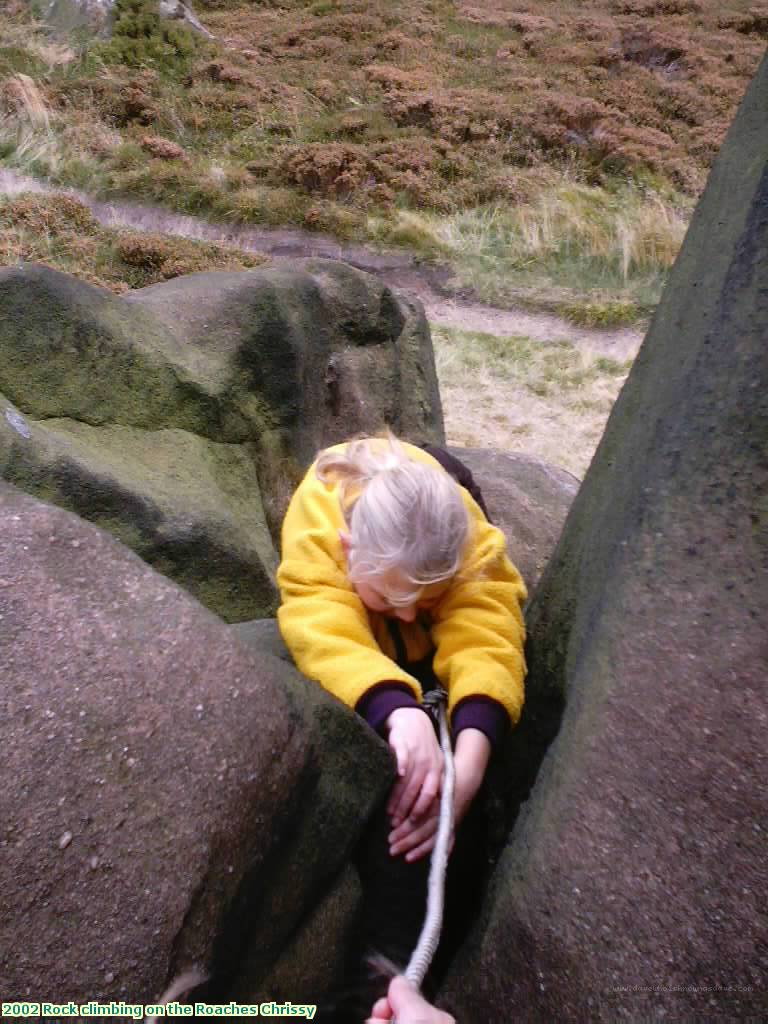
[0,168,644,358]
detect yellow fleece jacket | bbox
[276,442,527,727]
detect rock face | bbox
[441,55,768,1021]
[35,0,114,38]
[0,260,443,621]
[449,447,579,593]
[31,0,213,39]
[0,482,391,1000]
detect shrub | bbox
[140,135,186,160]
[280,142,373,198]
[0,193,96,234]
[95,0,203,76]
[113,231,266,282]
[0,194,267,290]
[53,72,160,127]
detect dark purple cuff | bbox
[451,697,510,750]
[356,682,424,736]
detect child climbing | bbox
[276,433,527,1018]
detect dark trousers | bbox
[320,791,487,1022]
[321,655,488,1022]
[356,782,488,975]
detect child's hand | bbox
[391,727,491,862]
[385,707,444,861]
[387,792,441,862]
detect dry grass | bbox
[0,70,60,173]
[369,171,692,318]
[432,323,632,476]
[4,74,50,129]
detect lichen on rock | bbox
[0,259,444,620]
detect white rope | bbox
[391,687,454,1020]
[144,969,207,1024]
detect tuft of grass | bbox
[0,71,61,177]
[3,73,50,129]
[438,176,689,278]
[367,209,449,255]
[385,171,691,314]
[431,322,633,476]
[561,299,642,327]
[0,45,47,78]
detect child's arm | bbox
[431,514,527,735]
[423,513,526,835]
[453,727,491,824]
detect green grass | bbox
[369,173,691,319]
[561,300,644,328]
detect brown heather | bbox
[0,194,268,291]
[140,135,187,160]
[1,192,97,235]
[0,0,764,309]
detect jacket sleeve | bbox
[431,509,527,729]
[276,467,421,710]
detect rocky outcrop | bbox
[0,260,443,621]
[31,0,213,39]
[0,404,278,623]
[0,481,391,1000]
[34,0,114,38]
[441,54,768,1022]
[448,447,579,593]
[159,0,213,38]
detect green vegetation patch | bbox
[95,0,208,76]
[0,45,47,77]
[431,323,633,396]
[561,299,643,327]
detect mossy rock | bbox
[0,264,214,433]
[125,258,444,463]
[0,260,442,619]
[0,402,277,620]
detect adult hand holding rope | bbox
[367,975,456,1024]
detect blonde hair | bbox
[316,434,470,604]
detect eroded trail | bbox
[0,168,643,359]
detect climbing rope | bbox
[144,969,207,1024]
[395,686,455,1016]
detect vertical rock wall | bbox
[442,54,768,1022]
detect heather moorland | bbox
[0,0,764,469]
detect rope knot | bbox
[422,686,448,725]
